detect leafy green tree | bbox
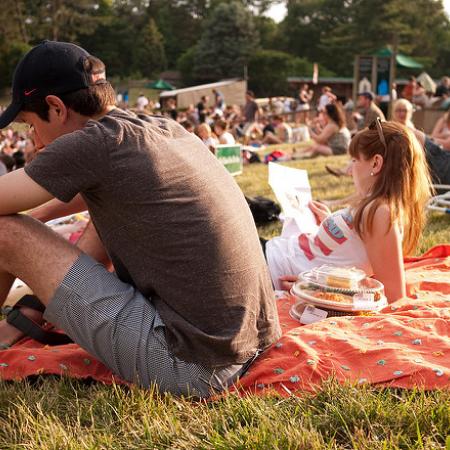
[193,2,259,81]
[177,46,197,85]
[0,41,31,88]
[254,16,281,50]
[281,0,450,77]
[149,0,204,68]
[280,0,353,75]
[24,0,109,42]
[248,49,333,96]
[132,18,167,77]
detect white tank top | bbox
[266,208,373,290]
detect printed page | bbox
[268,162,319,236]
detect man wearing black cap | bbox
[0,41,280,396]
[353,92,385,130]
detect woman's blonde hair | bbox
[349,121,432,256]
[392,99,414,128]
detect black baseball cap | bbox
[0,40,95,129]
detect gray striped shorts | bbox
[44,253,252,398]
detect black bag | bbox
[245,196,281,225]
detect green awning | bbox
[373,48,423,69]
[395,54,423,69]
[147,79,175,90]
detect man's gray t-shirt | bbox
[25,108,280,366]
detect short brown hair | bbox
[22,56,116,121]
[214,119,228,131]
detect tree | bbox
[132,18,167,77]
[177,46,197,85]
[280,0,353,75]
[248,49,334,96]
[193,2,259,81]
[0,41,31,89]
[25,0,109,42]
[254,16,281,50]
[148,0,205,67]
[281,0,450,77]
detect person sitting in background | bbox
[214,120,235,145]
[391,99,415,129]
[180,120,195,134]
[136,93,149,111]
[262,115,292,145]
[435,77,449,98]
[352,92,385,130]
[411,81,428,108]
[401,76,416,102]
[196,123,218,153]
[327,99,450,185]
[431,112,450,141]
[317,86,336,112]
[298,103,350,157]
[326,99,413,177]
[166,98,178,121]
[264,120,432,303]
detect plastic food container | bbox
[302,265,366,290]
[290,265,387,313]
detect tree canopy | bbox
[0,0,448,96]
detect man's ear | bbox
[45,95,68,123]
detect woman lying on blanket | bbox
[264,119,432,302]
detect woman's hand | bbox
[308,200,331,224]
[278,275,298,291]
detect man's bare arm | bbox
[0,169,53,215]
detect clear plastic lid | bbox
[300,266,384,294]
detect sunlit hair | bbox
[196,122,212,137]
[348,121,433,256]
[392,99,415,129]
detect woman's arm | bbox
[362,204,406,302]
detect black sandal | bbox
[6,295,73,346]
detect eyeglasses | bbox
[369,117,388,154]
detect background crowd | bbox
[1,71,450,177]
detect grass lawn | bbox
[0,155,448,449]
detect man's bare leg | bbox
[0,215,107,347]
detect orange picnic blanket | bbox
[0,245,449,395]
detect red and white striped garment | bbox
[266,209,373,290]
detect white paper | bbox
[300,304,328,324]
[268,162,319,236]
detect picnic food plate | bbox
[299,268,385,297]
[291,283,388,312]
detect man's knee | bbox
[0,214,65,254]
[0,215,28,246]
